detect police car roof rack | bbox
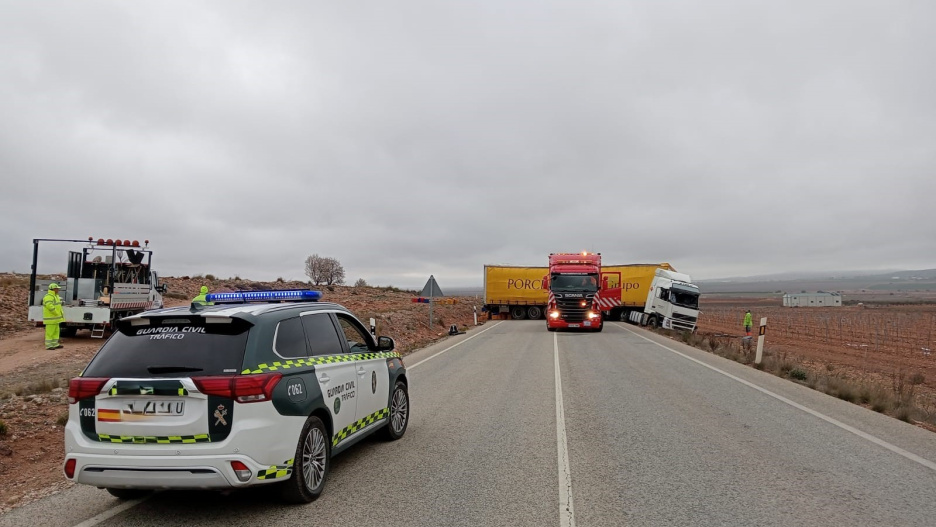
[205,289,323,304]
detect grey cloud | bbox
[1,0,934,287]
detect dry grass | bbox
[681,329,936,429]
[10,377,67,397]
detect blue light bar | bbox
[205,290,322,303]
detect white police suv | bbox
[63,290,409,503]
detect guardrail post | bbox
[755,317,767,364]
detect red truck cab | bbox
[545,252,603,332]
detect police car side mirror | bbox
[377,336,395,351]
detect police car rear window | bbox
[82,318,251,378]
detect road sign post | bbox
[755,317,767,364]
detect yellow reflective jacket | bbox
[43,291,64,325]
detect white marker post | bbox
[755,317,767,364]
[369,317,376,336]
[473,306,478,326]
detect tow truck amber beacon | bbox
[62,289,410,503]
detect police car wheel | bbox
[105,488,152,500]
[381,381,409,441]
[280,416,330,503]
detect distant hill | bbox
[698,269,936,294]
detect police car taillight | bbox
[68,378,110,404]
[193,373,283,403]
[230,461,251,482]
[64,458,77,479]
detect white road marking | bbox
[614,323,936,473]
[408,321,502,370]
[71,495,150,527]
[554,333,576,527]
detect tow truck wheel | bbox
[527,306,542,320]
[106,488,152,500]
[647,316,659,329]
[280,415,330,503]
[510,307,527,320]
[60,326,78,338]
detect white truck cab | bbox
[627,269,701,331]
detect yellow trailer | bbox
[483,265,549,320]
[600,263,675,307]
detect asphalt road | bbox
[3,320,936,526]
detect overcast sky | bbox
[2,1,934,288]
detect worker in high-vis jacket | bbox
[191,285,213,306]
[43,283,65,350]
[743,309,753,337]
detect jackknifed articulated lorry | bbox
[27,238,167,337]
[595,264,700,331]
[483,261,701,331]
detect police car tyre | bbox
[381,381,409,441]
[510,306,527,320]
[105,488,152,500]
[280,415,330,504]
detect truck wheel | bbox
[60,327,78,338]
[510,307,527,320]
[527,306,542,320]
[647,316,659,329]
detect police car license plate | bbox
[568,324,580,328]
[98,400,185,422]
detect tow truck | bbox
[27,237,166,337]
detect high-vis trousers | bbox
[45,323,60,349]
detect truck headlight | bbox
[549,311,559,319]
[587,311,598,319]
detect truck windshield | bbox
[550,274,599,292]
[669,289,699,310]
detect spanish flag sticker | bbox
[97,409,121,422]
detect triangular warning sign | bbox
[419,275,445,298]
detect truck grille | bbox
[672,313,697,323]
[556,298,593,322]
[668,312,698,331]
